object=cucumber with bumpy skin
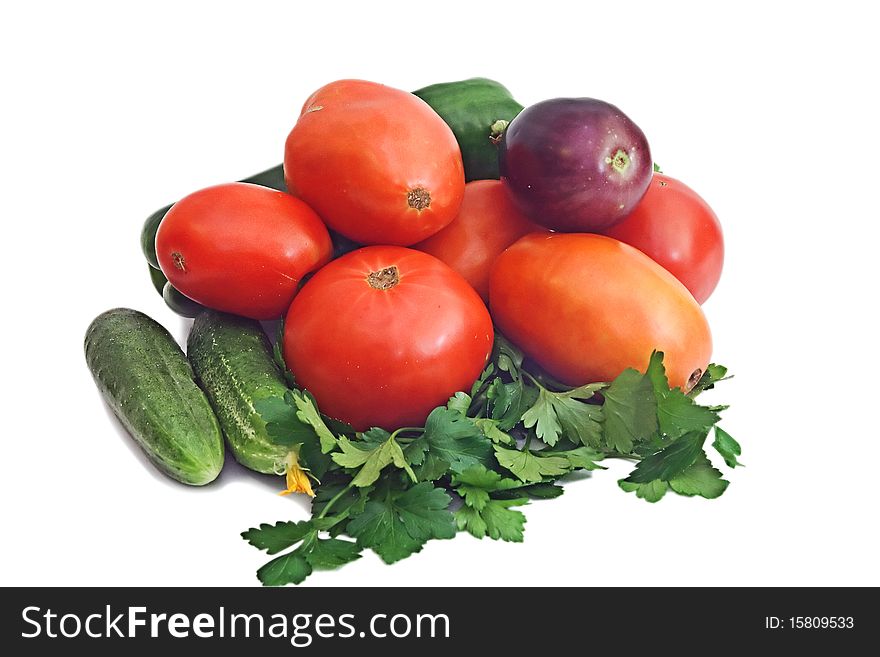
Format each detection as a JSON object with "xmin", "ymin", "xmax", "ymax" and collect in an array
[
  {"xmin": 187, "ymin": 310, "xmax": 294, "ymax": 475},
  {"xmin": 84, "ymin": 308, "xmax": 225, "ymax": 485}
]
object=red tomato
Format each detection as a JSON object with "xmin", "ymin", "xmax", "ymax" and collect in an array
[
  {"xmin": 283, "ymin": 246, "xmax": 493, "ymax": 431},
  {"xmin": 489, "ymin": 233, "xmax": 711, "ymax": 390},
  {"xmin": 603, "ymin": 173, "xmax": 723, "ymax": 303},
  {"xmin": 156, "ymin": 183, "xmax": 332, "ymax": 320},
  {"xmin": 413, "ymin": 180, "xmax": 546, "ymax": 302},
  {"xmin": 283, "ymin": 79, "xmax": 465, "ymax": 246}
]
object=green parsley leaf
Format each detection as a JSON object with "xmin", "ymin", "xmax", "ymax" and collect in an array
[
  {"xmin": 252, "ymin": 531, "xmax": 362, "ymax": 585},
  {"xmin": 253, "ymin": 394, "xmax": 332, "ymax": 477},
  {"xmin": 404, "ymin": 436, "xmax": 450, "ymax": 482},
  {"xmin": 503, "ymin": 482, "xmax": 564, "ymax": 499},
  {"xmin": 347, "ymin": 482, "xmax": 455, "ymax": 563},
  {"xmin": 602, "ymin": 368, "xmax": 658, "ymax": 453},
  {"xmin": 446, "ymin": 391, "xmax": 472, "ymax": 415},
  {"xmin": 357, "ymin": 427, "xmax": 394, "ymax": 449},
  {"xmin": 668, "ymin": 452, "xmax": 729, "ymax": 499},
  {"xmin": 418, "ymin": 407, "xmax": 494, "ymax": 475},
  {"xmin": 712, "ymin": 426, "xmax": 743, "ymax": 468},
  {"xmin": 241, "ymin": 520, "xmax": 314, "ymax": 555},
  {"xmin": 469, "ymin": 333, "xmax": 524, "ymax": 412},
  {"xmin": 473, "ymin": 418, "xmax": 515, "ymax": 445},
  {"xmin": 493, "ymin": 333, "xmax": 524, "ymax": 379},
  {"xmin": 565, "ymin": 382, "xmax": 608, "ymax": 399},
  {"xmin": 253, "ymin": 396, "xmax": 315, "ymax": 448},
  {"xmin": 331, "ymin": 436, "xmax": 377, "ymax": 468},
  {"xmin": 451, "ymin": 464, "xmax": 520, "ymax": 511},
  {"xmin": 455, "ymin": 498, "xmax": 528, "ymax": 542},
  {"xmin": 555, "ymin": 445, "xmax": 606, "ymax": 470},
  {"xmin": 244, "ymin": 522, "xmax": 320, "ymax": 586},
  {"xmin": 257, "ymin": 550, "xmax": 312, "ymax": 586},
  {"xmin": 653, "ymin": 162, "xmax": 663, "ymax": 173},
  {"xmin": 394, "ymin": 484, "xmax": 457, "ymax": 543},
  {"xmin": 523, "ymin": 385, "xmax": 606, "ymax": 448},
  {"xmin": 402, "ymin": 432, "xmax": 428, "ymax": 463},
  {"xmin": 311, "ymin": 480, "xmax": 370, "ymax": 535},
  {"xmin": 646, "ymin": 352, "xmax": 720, "ymax": 440},
  {"xmin": 451, "ymin": 464, "xmax": 520, "ymax": 490},
  {"xmin": 454, "ymin": 506, "xmax": 488, "ymax": 538},
  {"xmin": 310, "ymin": 516, "xmax": 344, "ymax": 531},
  {"xmin": 486, "ymin": 379, "xmax": 512, "ymax": 419},
  {"xmin": 401, "ymin": 407, "xmax": 496, "ymax": 483},
  {"xmin": 451, "ymin": 464, "xmax": 530, "ymax": 542},
  {"xmin": 299, "ymin": 441, "xmax": 332, "ymax": 479},
  {"xmin": 305, "ymin": 537, "xmax": 363, "ymax": 569},
  {"xmin": 470, "ymin": 362, "xmax": 495, "ymax": 398},
  {"xmin": 618, "ymin": 479, "xmax": 669, "ymax": 502},
  {"xmin": 332, "ymin": 435, "xmax": 415, "ymax": 487},
  {"xmin": 656, "ymin": 389, "xmax": 720, "ymax": 440},
  {"xmin": 624, "ymin": 431, "xmax": 706, "ymax": 483},
  {"xmin": 288, "ymin": 389, "xmax": 339, "ymax": 453},
  {"xmin": 688, "ymin": 363, "xmax": 731, "ymax": 397},
  {"xmin": 324, "ymin": 415, "xmax": 355, "ymax": 436},
  {"xmin": 493, "ymin": 445, "xmax": 571, "ymax": 483},
  {"xmin": 521, "ymin": 388, "xmax": 562, "ymax": 445},
  {"xmin": 488, "ymin": 378, "xmax": 537, "ymax": 430}
]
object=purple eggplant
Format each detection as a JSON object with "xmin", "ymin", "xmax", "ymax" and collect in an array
[{"xmin": 499, "ymin": 98, "xmax": 652, "ymax": 231}]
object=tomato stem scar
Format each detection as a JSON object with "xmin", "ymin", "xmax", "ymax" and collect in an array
[
  {"xmin": 367, "ymin": 266, "xmax": 400, "ymax": 290},
  {"xmin": 407, "ymin": 187, "xmax": 431, "ymax": 210},
  {"xmin": 171, "ymin": 252, "xmax": 187, "ymax": 272}
]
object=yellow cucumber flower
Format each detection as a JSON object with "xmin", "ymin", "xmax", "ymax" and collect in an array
[{"xmin": 279, "ymin": 451, "xmax": 317, "ymax": 498}]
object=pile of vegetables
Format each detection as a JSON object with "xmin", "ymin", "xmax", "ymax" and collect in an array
[{"xmin": 85, "ymin": 77, "xmax": 738, "ymax": 586}]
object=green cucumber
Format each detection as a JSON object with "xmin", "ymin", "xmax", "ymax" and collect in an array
[
  {"xmin": 141, "ymin": 204, "xmax": 172, "ymax": 269},
  {"xmin": 413, "ymin": 77, "xmax": 524, "ymax": 181},
  {"xmin": 163, "ymin": 282, "xmax": 206, "ymax": 318},
  {"xmin": 149, "ymin": 263, "xmax": 206, "ymax": 317},
  {"xmin": 187, "ymin": 310, "xmax": 293, "ymax": 474},
  {"xmin": 150, "ymin": 262, "xmax": 207, "ymax": 319},
  {"xmin": 241, "ymin": 163, "xmax": 287, "ymax": 191},
  {"xmin": 84, "ymin": 308, "xmax": 225, "ymax": 485},
  {"xmin": 149, "ymin": 264, "xmax": 168, "ymax": 296}
]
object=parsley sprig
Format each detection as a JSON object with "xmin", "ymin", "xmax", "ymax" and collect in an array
[{"xmin": 242, "ymin": 334, "xmax": 740, "ymax": 585}]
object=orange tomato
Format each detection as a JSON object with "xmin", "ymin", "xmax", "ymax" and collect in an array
[
  {"xmin": 489, "ymin": 233, "xmax": 712, "ymax": 390},
  {"xmin": 283, "ymin": 79, "xmax": 465, "ymax": 246},
  {"xmin": 413, "ymin": 180, "xmax": 545, "ymax": 301}
]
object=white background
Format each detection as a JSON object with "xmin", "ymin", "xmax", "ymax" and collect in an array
[{"xmin": 2, "ymin": 0, "xmax": 878, "ymax": 587}]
